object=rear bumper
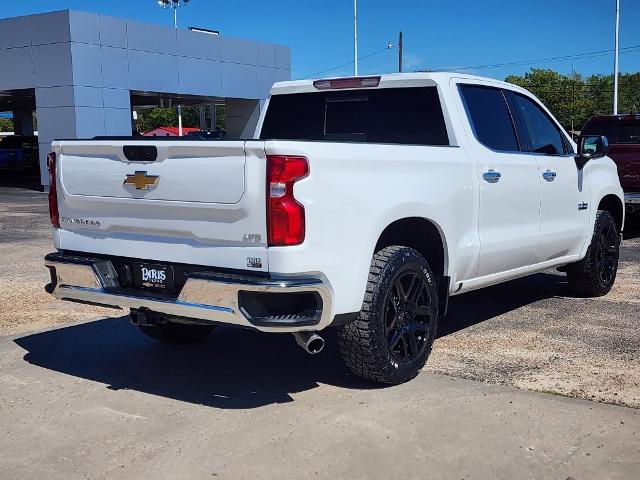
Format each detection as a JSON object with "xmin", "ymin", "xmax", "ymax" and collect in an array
[
  {"xmin": 625, "ymin": 192, "xmax": 640, "ymax": 204},
  {"xmin": 44, "ymin": 253, "xmax": 333, "ymax": 333}
]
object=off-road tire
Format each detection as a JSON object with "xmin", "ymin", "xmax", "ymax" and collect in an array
[
  {"xmin": 137, "ymin": 321, "xmax": 215, "ymax": 344},
  {"xmin": 566, "ymin": 210, "xmax": 620, "ymax": 297},
  {"xmin": 337, "ymin": 246, "xmax": 439, "ymax": 385}
]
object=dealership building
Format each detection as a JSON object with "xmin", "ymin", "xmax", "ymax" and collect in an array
[{"xmin": 0, "ymin": 10, "xmax": 291, "ymax": 187}]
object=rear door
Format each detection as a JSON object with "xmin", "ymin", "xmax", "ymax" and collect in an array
[
  {"xmin": 459, "ymin": 84, "xmax": 541, "ymax": 277},
  {"xmin": 506, "ymin": 91, "xmax": 588, "ymax": 262},
  {"xmin": 54, "ymin": 139, "xmax": 269, "ymax": 271}
]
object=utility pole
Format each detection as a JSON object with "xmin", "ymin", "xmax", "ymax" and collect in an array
[
  {"xmin": 613, "ymin": 0, "xmax": 620, "ymax": 114},
  {"xmin": 398, "ymin": 31, "xmax": 404, "ymax": 73},
  {"xmin": 571, "ymin": 61, "xmax": 575, "ymax": 139},
  {"xmin": 354, "ymin": 0, "xmax": 358, "ymax": 76}
]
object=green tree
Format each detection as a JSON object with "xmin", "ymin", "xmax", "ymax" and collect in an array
[
  {"xmin": 135, "ymin": 108, "xmax": 177, "ymax": 133},
  {"xmin": 505, "ymin": 68, "xmax": 640, "ymax": 132},
  {"xmin": 135, "ymin": 105, "xmax": 226, "ymax": 134},
  {"xmin": 618, "ymin": 72, "xmax": 640, "ymax": 114},
  {"xmin": 0, "ymin": 118, "xmax": 13, "ymax": 132},
  {"xmin": 505, "ymin": 69, "xmax": 581, "ymax": 131}
]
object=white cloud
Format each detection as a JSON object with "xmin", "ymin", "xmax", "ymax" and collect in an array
[{"xmin": 403, "ymin": 53, "xmax": 424, "ymax": 71}]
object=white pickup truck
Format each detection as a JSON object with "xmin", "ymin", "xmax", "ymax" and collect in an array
[{"xmin": 45, "ymin": 72, "xmax": 624, "ymax": 385}]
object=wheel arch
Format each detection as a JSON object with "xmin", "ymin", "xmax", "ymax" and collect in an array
[
  {"xmin": 598, "ymin": 194, "xmax": 624, "ymax": 232},
  {"xmin": 374, "ymin": 217, "xmax": 449, "ymax": 278}
]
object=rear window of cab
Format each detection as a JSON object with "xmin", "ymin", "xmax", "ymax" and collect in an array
[
  {"xmin": 260, "ymin": 87, "xmax": 450, "ymax": 146},
  {"xmin": 582, "ymin": 118, "xmax": 640, "ymax": 145}
]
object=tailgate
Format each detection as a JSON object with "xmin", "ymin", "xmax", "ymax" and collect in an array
[
  {"xmin": 610, "ymin": 145, "xmax": 640, "ymax": 191},
  {"xmin": 61, "ymin": 142, "xmax": 245, "ymax": 203},
  {"xmin": 53, "ymin": 140, "xmax": 269, "ymax": 272}
]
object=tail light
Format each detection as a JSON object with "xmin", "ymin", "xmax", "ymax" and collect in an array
[
  {"xmin": 266, "ymin": 155, "xmax": 309, "ymax": 246},
  {"xmin": 47, "ymin": 152, "xmax": 60, "ymax": 228}
]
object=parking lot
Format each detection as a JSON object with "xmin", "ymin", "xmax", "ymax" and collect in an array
[
  {"xmin": 1, "ymin": 187, "xmax": 639, "ymax": 407},
  {"xmin": 1, "ymin": 187, "xmax": 639, "ymax": 478}
]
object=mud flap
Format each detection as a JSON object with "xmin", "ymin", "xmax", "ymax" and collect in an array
[{"xmin": 438, "ymin": 276, "xmax": 450, "ymax": 318}]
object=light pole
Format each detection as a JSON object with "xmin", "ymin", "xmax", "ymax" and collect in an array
[
  {"xmin": 398, "ymin": 31, "xmax": 403, "ymax": 73},
  {"xmin": 157, "ymin": 0, "xmax": 190, "ymax": 30},
  {"xmin": 157, "ymin": 0, "xmax": 190, "ymax": 135},
  {"xmin": 613, "ymin": 0, "xmax": 620, "ymax": 115},
  {"xmin": 354, "ymin": 0, "xmax": 358, "ymax": 76}
]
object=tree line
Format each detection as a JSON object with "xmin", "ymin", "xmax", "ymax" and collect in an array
[
  {"xmin": 505, "ymin": 69, "xmax": 640, "ymax": 132},
  {"xmin": 134, "ymin": 105, "xmax": 226, "ymax": 134}
]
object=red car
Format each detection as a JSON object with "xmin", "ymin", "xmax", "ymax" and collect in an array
[{"xmin": 581, "ymin": 114, "xmax": 640, "ymax": 214}]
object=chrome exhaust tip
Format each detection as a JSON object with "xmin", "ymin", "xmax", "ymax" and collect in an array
[{"xmin": 293, "ymin": 331, "xmax": 325, "ymax": 355}]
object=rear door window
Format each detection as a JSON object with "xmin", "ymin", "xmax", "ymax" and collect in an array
[
  {"xmin": 260, "ymin": 87, "xmax": 449, "ymax": 146},
  {"xmin": 459, "ymin": 85, "xmax": 520, "ymax": 152}
]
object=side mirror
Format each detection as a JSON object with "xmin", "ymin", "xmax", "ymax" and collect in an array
[{"xmin": 575, "ymin": 135, "xmax": 609, "ymax": 169}]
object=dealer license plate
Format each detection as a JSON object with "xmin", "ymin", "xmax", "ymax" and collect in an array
[{"xmin": 132, "ymin": 263, "xmax": 174, "ymax": 292}]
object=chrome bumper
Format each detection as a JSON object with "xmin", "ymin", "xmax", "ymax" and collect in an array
[
  {"xmin": 625, "ymin": 193, "xmax": 640, "ymax": 204},
  {"xmin": 44, "ymin": 254, "xmax": 333, "ymax": 333}
]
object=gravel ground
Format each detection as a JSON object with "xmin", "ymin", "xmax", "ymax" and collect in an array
[
  {"xmin": 430, "ymin": 218, "xmax": 640, "ymax": 408},
  {"xmin": 0, "ymin": 188, "xmax": 120, "ymax": 334},
  {"xmin": 1, "ymin": 186, "xmax": 638, "ymax": 407}
]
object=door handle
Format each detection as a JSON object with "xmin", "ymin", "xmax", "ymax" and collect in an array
[
  {"xmin": 482, "ymin": 170, "xmax": 501, "ymax": 183},
  {"xmin": 543, "ymin": 169, "xmax": 557, "ymax": 182}
]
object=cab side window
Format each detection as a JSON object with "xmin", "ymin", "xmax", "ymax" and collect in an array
[
  {"xmin": 459, "ymin": 85, "xmax": 520, "ymax": 152},
  {"xmin": 511, "ymin": 93, "xmax": 570, "ymax": 155}
]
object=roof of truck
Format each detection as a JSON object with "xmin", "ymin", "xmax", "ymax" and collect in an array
[
  {"xmin": 270, "ymin": 71, "xmax": 521, "ymax": 96},
  {"xmin": 586, "ymin": 114, "xmax": 640, "ymax": 122}
]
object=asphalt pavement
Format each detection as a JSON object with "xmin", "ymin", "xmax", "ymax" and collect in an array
[{"xmin": 0, "ymin": 320, "xmax": 639, "ymax": 480}]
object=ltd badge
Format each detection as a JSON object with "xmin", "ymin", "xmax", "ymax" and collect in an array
[{"xmin": 123, "ymin": 171, "xmax": 159, "ymax": 190}]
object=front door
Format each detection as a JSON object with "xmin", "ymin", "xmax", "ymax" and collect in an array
[{"xmin": 507, "ymin": 92, "xmax": 588, "ymax": 262}]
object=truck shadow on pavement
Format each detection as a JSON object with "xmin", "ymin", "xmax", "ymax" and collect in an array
[
  {"xmin": 14, "ymin": 319, "xmax": 375, "ymax": 409},
  {"xmin": 14, "ymin": 272, "xmax": 577, "ymax": 409}
]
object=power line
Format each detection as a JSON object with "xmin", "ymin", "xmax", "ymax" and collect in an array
[
  {"xmin": 297, "ymin": 43, "xmax": 640, "ymax": 81},
  {"xmin": 299, "ymin": 47, "xmax": 391, "ymax": 79},
  {"xmin": 431, "ymin": 45, "xmax": 640, "ymax": 72}
]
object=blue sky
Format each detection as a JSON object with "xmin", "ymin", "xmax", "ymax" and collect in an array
[{"xmin": 4, "ymin": 0, "xmax": 639, "ymax": 80}]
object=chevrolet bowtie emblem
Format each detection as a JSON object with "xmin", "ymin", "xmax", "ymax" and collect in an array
[{"xmin": 123, "ymin": 171, "xmax": 159, "ymax": 190}]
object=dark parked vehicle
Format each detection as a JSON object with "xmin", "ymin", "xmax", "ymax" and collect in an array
[
  {"xmin": 0, "ymin": 135, "xmax": 39, "ymax": 171},
  {"xmin": 184, "ymin": 130, "xmax": 226, "ymax": 140},
  {"xmin": 581, "ymin": 115, "xmax": 640, "ymax": 213}
]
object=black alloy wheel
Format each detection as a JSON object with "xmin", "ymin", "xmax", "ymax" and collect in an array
[
  {"xmin": 383, "ymin": 270, "xmax": 433, "ymax": 364},
  {"xmin": 596, "ymin": 221, "xmax": 619, "ymax": 286},
  {"xmin": 567, "ymin": 210, "xmax": 620, "ymax": 297}
]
